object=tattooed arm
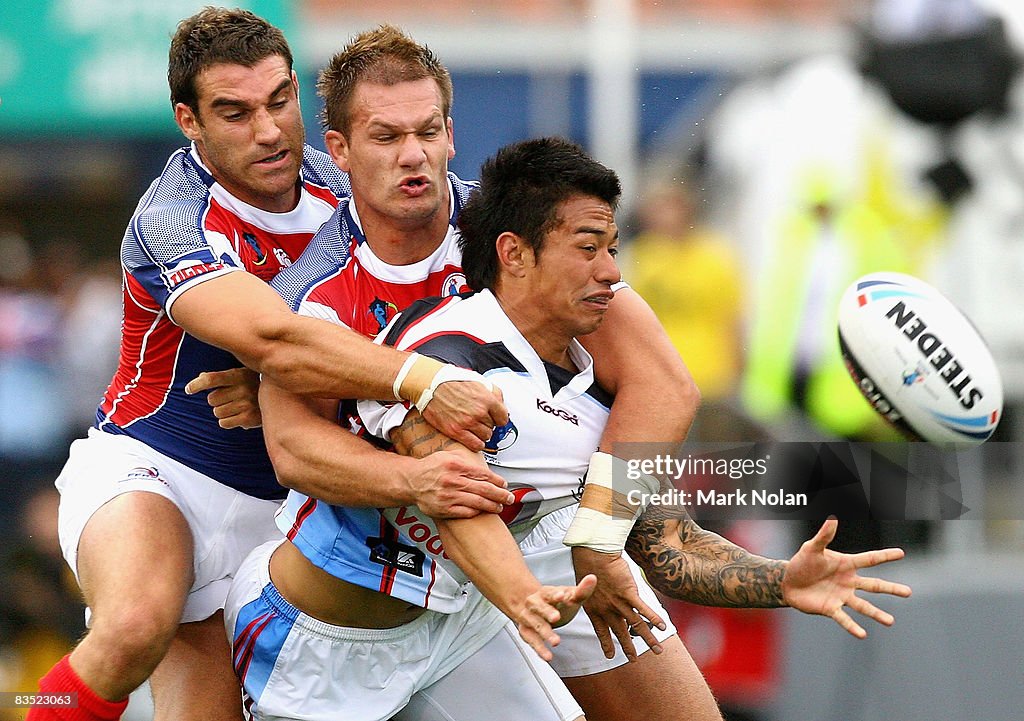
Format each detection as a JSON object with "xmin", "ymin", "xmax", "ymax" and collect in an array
[
  {"xmin": 625, "ymin": 502, "xmax": 787, "ymax": 607},
  {"xmin": 626, "ymin": 506, "xmax": 913, "ymax": 637}
]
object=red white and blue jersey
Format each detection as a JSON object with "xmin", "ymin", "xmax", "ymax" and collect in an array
[
  {"xmin": 270, "ymin": 173, "xmax": 474, "ymax": 335},
  {"xmin": 96, "ymin": 144, "xmax": 350, "ymax": 500}
]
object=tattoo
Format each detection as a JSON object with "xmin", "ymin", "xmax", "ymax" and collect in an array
[
  {"xmin": 391, "ymin": 411, "xmax": 460, "ymax": 459},
  {"xmin": 625, "ymin": 502, "xmax": 786, "ymax": 608}
]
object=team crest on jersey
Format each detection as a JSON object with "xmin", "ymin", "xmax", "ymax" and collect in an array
[
  {"xmin": 242, "ymin": 232, "xmax": 267, "ymax": 264},
  {"xmin": 499, "ymin": 484, "xmax": 544, "ymax": 526},
  {"xmin": 366, "ymin": 535, "xmax": 425, "ymax": 576},
  {"xmin": 442, "ymin": 272, "xmax": 469, "ymax": 296},
  {"xmin": 484, "ymin": 417, "xmax": 518, "ymax": 454},
  {"xmin": 273, "ymin": 247, "xmax": 292, "ymax": 268},
  {"xmin": 367, "ymin": 297, "xmax": 400, "ymax": 332}
]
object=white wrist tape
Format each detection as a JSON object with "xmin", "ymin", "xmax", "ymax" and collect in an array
[
  {"xmin": 392, "ymin": 352, "xmax": 494, "ymax": 413},
  {"xmin": 392, "ymin": 353, "xmax": 422, "ymax": 402},
  {"xmin": 563, "ymin": 452, "xmax": 662, "ymax": 554}
]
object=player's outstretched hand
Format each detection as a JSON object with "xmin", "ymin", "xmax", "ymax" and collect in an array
[
  {"xmin": 782, "ymin": 518, "xmax": 912, "ymax": 638},
  {"xmin": 411, "ymin": 451, "xmax": 514, "ymax": 519},
  {"xmin": 571, "ymin": 547, "xmax": 667, "ymax": 661},
  {"xmin": 423, "ymin": 382, "xmax": 508, "ymax": 452},
  {"xmin": 185, "ymin": 367, "xmax": 262, "ymax": 429},
  {"xmin": 516, "ymin": 574, "xmax": 598, "ymax": 662}
]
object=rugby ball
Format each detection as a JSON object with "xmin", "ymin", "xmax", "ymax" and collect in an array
[{"xmin": 837, "ymin": 272, "xmax": 1002, "ymax": 446}]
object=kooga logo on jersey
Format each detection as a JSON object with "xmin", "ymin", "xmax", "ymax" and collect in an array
[{"xmin": 536, "ymin": 399, "xmax": 579, "ymax": 425}]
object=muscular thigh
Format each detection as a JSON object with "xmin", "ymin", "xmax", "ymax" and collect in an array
[
  {"xmin": 561, "ymin": 635, "xmax": 722, "ymax": 721},
  {"xmin": 76, "ymin": 490, "xmax": 195, "ymax": 627},
  {"xmin": 59, "ymin": 431, "xmax": 281, "ymax": 624}
]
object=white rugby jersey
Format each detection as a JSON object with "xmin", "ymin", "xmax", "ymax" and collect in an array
[
  {"xmin": 97, "ymin": 144, "xmax": 349, "ymax": 499},
  {"xmin": 277, "ymin": 286, "xmax": 612, "ymax": 613}
]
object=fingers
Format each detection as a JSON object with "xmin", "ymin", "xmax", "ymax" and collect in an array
[
  {"xmin": 620, "ymin": 596, "xmax": 666, "ymax": 655},
  {"xmin": 516, "ymin": 624, "xmax": 556, "ymax": 662},
  {"xmin": 609, "ymin": 619, "xmax": 640, "ymax": 662},
  {"xmin": 831, "ymin": 607, "xmax": 868, "ymax": 639},
  {"xmin": 185, "ymin": 368, "xmax": 247, "ymax": 394},
  {"xmin": 584, "ymin": 610, "xmax": 619, "ymax": 660},
  {"xmin": 631, "ymin": 597, "xmax": 668, "ymax": 634},
  {"xmin": 185, "ymin": 371, "xmax": 217, "ymax": 395},
  {"xmin": 574, "ymin": 573, "xmax": 598, "ymax": 601},
  {"xmin": 851, "ymin": 547, "xmax": 906, "ymax": 568},
  {"xmin": 448, "ymin": 426, "xmax": 487, "ymax": 453},
  {"xmin": 856, "ymin": 575, "xmax": 912, "ymax": 598},
  {"xmin": 809, "ymin": 517, "xmax": 839, "ymax": 551},
  {"xmin": 488, "ymin": 387, "xmax": 509, "ymax": 427},
  {"xmin": 845, "ymin": 595, "xmax": 895, "ymax": 627}
]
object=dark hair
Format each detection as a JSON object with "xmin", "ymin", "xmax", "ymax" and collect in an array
[
  {"xmin": 168, "ymin": 7, "xmax": 293, "ymax": 114},
  {"xmin": 458, "ymin": 138, "xmax": 621, "ymax": 290},
  {"xmin": 317, "ymin": 24, "xmax": 453, "ymax": 136}
]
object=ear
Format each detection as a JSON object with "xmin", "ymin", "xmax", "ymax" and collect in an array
[
  {"xmin": 446, "ymin": 116, "xmax": 456, "ymax": 161},
  {"xmin": 495, "ymin": 232, "xmax": 532, "ymax": 279},
  {"xmin": 324, "ymin": 129, "xmax": 351, "ymax": 172},
  {"xmin": 174, "ymin": 102, "xmax": 201, "ymax": 142},
  {"xmin": 291, "ymin": 70, "xmax": 301, "ymax": 109}
]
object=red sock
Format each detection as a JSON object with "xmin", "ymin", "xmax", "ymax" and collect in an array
[{"xmin": 25, "ymin": 655, "xmax": 129, "ymax": 721}]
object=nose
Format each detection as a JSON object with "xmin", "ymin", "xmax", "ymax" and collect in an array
[
  {"xmin": 397, "ymin": 133, "xmax": 428, "ymax": 168},
  {"xmin": 596, "ymin": 248, "xmax": 621, "ymax": 285},
  {"xmin": 252, "ymin": 106, "xmax": 282, "ymax": 145}
]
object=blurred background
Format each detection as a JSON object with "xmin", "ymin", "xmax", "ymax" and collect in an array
[{"xmin": 2, "ymin": 1, "xmax": 1022, "ymax": 719}]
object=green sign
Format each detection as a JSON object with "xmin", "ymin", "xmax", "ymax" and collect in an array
[{"xmin": 0, "ymin": 0, "xmax": 292, "ymax": 136}]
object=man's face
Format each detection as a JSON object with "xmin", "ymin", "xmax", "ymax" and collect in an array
[
  {"xmin": 175, "ymin": 55, "xmax": 305, "ymax": 213},
  {"xmin": 526, "ymin": 194, "xmax": 621, "ymax": 339},
  {"xmin": 325, "ymin": 78, "xmax": 454, "ymax": 230}
]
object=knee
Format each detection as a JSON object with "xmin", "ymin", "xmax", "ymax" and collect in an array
[{"xmin": 89, "ymin": 604, "xmax": 182, "ymax": 672}]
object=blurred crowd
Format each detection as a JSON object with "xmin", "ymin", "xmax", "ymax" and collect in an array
[{"xmin": 0, "ymin": 231, "xmax": 120, "ymax": 719}]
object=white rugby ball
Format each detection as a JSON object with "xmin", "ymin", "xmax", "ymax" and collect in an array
[{"xmin": 838, "ymin": 271, "xmax": 1002, "ymax": 446}]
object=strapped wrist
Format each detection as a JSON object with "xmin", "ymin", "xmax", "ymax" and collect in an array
[{"xmin": 563, "ymin": 451, "xmax": 661, "ymax": 554}]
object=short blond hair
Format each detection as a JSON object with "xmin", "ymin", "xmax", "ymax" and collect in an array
[{"xmin": 317, "ymin": 24, "xmax": 453, "ymax": 136}]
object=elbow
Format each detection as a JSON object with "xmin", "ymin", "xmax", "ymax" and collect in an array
[
  {"xmin": 674, "ymin": 366, "xmax": 702, "ymax": 413},
  {"xmin": 243, "ymin": 314, "xmax": 303, "ymax": 389},
  {"xmin": 663, "ymin": 362, "xmax": 702, "ymax": 439},
  {"xmin": 264, "ymin": 429, "xmax": 304, "ymax": 492}
]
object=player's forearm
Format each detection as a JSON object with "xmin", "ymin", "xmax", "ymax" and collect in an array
[
  {"xmin": 173, "ymin": 271, "xmax": 407, "ymax": 400},
  {"xmin": 625, "ymin": 504, "xmax": 787, "ymax": 608},
  {"xmin": 580, "ymin": 288, "xmax": 699, "ymax": 447},
  {"xmin": 261, "ymin": 382, "xmax": 419, "ymax": 507},
  {"xmin": 245, "ymin": 311, "xmax": 408, "ymax": 400},
  {"xmin": 390, "ymin": 412, "xmax": 556, "ymax": 622},
  {"xmin": 436, "ymin": 515, "xmax": 546, "ymax": 621}
]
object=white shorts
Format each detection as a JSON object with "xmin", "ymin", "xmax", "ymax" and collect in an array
[
  {"xmin": 520, "ymin": 505, "xmax": 678, "ymax": 678},
  {"xmin": 225, "ymin": 540, "xmax": 580, "ymax": 721},
  {"xmin": 55, "ymin": 427, "xmax": 283, "ymax": 623}
]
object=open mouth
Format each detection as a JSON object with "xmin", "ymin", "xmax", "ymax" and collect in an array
[
  {"xmin": 582, "ymin": 291, "xmax": 614, "ymax": 307},
  {"xmin": 258, "ymin": 150, "xmax": 288, "ymax": 164},
  {"xmin": 401, "ymin": 176, "xmax": 429, "ymax": 191}
]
